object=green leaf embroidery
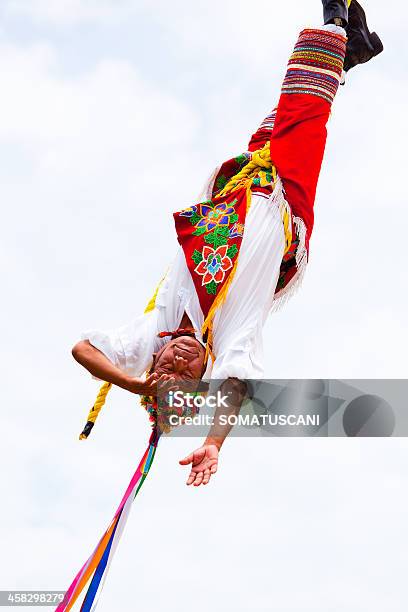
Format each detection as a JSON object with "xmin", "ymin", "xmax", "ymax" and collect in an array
[
  {"xmin": 217, "ymin": 226, "xmax": 229, "ymax": 237},
  {"xmin": 235, "ymin": 154, "xmax": 248, "ymax": 165},
  {"xmin": 214, "ymin": 234, "xmax": 229, "ymax": 247},
  {"xmin": 227, "ymin": 244, "xmax": 238, "ymax": 259},
  {"xmin": 216, "ymin": 175, "xmax": 227, "ymax": 189},
  {"xmin": 193, "ymin": 226, "xmax": 207, "ymax": 236},
  {"xmin": 191, "ymin": 249, "xmax": 203, "ymax": 265},
  {"xmin": 204, "ymin": 232, "xmax": 228, "ymax": 248},
  {"xmin": 230, "ymin": 213, "xmax": 239, "ymax": 224},
  {"xmin": 206, "ymin": 281, "xmax": 218, "ymax": 295},
  {"xmin": 189, "ymin": 212, "xmax": 202, "ymax": 226}
]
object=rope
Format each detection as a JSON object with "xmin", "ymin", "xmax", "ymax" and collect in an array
[
  {"xmin": 79, "ymin": 382, "xmax": 112, "ymax": 440},
  {"xmin": 216, "ymin": 142, "xmax": 276, "ymax": 199}
]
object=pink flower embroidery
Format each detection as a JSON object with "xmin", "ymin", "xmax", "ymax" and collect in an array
[{"xmin": 194, "ymin": 245, "xmax": 233, "ymax": 286}]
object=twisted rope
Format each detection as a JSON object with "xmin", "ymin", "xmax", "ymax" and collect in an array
[
  {"xmin": 79, "ymin": 381, "xmax": 112, "ymax": 440},
  {"xmin": 216, "ymin": 142, "xmax": 276, "ymax": 199}
]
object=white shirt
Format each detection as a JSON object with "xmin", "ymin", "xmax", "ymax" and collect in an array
[{"xmin": 83, "ymin": 183, "xmax": 285, "ymax": 381}]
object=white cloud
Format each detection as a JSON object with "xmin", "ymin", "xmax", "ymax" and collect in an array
[
  {"xmin": 4, "ymin": 0, "xmax": 135, "ymax": 25},
  {"xmin": 0, "ymin": 41, "xmax": 198, "ymax": 158},
  {"xmin": 0, "ymin": 39, "xmax": 203, "ymax": 325}
]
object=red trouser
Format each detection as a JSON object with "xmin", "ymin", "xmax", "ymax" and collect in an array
[{"xmin": 248, "ymin": 28, "xmax": 347, "ymax": 248}]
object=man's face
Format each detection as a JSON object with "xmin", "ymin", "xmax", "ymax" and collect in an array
[{"xmin": 152, "ymin": 335, "xmax": 206, "ymax": 382}]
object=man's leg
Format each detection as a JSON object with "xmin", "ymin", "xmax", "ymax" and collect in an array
[
  {"xmin": 269, "ymin": 26, "xmax": 347, "ymax": 242},
  {"xmin": 249, "ymin": 0, "xmax": 382, "ymax": 156},
  {"xmin": 248, "ymin": 2, "xmax": 348, "ymax": 153}
]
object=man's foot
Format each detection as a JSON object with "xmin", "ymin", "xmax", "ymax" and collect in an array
[{"xmin": 344, "ymin": 0, "xmax": 384, "ymax": 72}]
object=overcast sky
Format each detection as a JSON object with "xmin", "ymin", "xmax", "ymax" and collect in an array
[{"xmin": 0, "ymin": 1, "xmax": 407, "ymax": 611}]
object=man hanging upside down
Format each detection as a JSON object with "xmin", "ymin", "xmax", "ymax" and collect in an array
[{"xmin": 72, "ymin": 1, "xmax": 383, "ymax": 486}]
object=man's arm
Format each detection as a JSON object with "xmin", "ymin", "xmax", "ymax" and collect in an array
[
  {"xmin": 179, "ymin": 378, "xmax": 247, "ymax": 486},
  {"xmin": 72, "ymin": 340, "xmax": 158, "ymax": 396},
  {"xmin": 204, "ymin": 377, "xmax": 247, "ymax": 449}
]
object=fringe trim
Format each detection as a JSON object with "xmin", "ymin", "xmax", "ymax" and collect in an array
[
  {"xmin": 196, "ymin": 165, "xmax": 221, "ymax": 202},
  {"xmin": 271, "ymin": 183, "xmax": 309, "ymax": 312},
  {"xmin": 275, "ymin": 179, "xmax": 293, "ymax": 255}
]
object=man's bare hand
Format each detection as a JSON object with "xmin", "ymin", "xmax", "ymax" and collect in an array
[
  {"xmin": 129, "ymin": 373, "xmax": 158, "ymax": 395},
  {"xmin": 179, "ymin": 443, "xmax": 219, "ymax": 486},
  {"xmin": 128, "ymin": 373, "xmax": 180, "ymax": 396}
]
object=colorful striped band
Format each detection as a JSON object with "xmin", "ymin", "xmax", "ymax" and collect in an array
[{"xmin": 281, "ymin": 28, "xmax": 347, "ymax": 104}]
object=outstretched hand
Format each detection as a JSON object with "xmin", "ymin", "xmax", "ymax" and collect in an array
[{"xmin": 179, "ymin": 443, "xmax": 219, "ymax": 486}]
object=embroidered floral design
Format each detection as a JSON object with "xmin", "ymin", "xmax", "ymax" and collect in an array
[
  {"xmin": 180, "ymin": 195, "xmax": 245, "ymax": 297},
  {"xmin": 194, "ymin": 245, "xmax": 233, "ymax": 294},
  {"xmin": 229, "ymin": 222, "xmax": 244, "ymax": 239},
  {"xmin": 179, "ymin": 205, "xmax": 198, "ymax": 218},
  {"xmin": 195, "ymin": 202, "xmax": 236, "ymax": 232},
  {"xmin": 184, "ymin": 199, "xmax": 240, "ymax": 250}
]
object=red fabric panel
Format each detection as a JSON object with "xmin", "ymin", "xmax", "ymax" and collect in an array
[
  {"xmin": 247, "ymin": 108, "xmax": 277, "ymax": 152},
  {"xmin": 173, "ymin": 186, "xmax": 248, "ymax": 319},
  {"xmin": 270, "ymin": 93, "xmax": 331, "ymax": 246},
  {"xmin": 248, "ymin": 126, "xmax": 271, "ymax": 152}
]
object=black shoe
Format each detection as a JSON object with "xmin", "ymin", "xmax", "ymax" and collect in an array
[
  {"xmin": 344, "ymin": 0, "xmax": 384, "ymax": 72},
  {"xmin": 322, "ymin": 0, "xmax": 349, "ymax": 26}
]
